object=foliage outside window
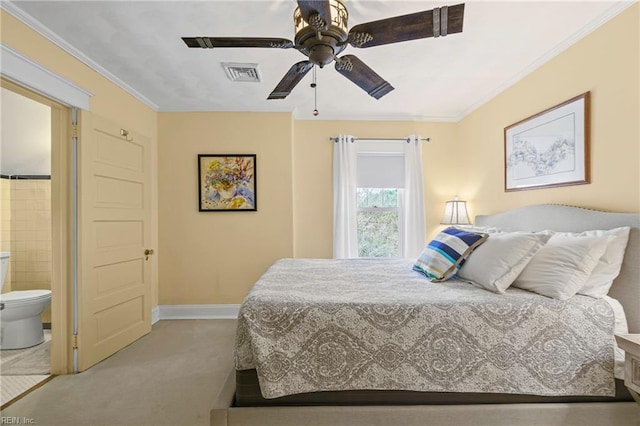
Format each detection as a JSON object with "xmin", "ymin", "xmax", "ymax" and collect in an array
[{"xmin": 356, "ymin": 188, "xmax": 400, "ymax": 257}]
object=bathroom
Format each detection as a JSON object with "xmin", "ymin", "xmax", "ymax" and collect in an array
[{"xmin": 0, "ymin": 85, "xmax": 54, "ymax": 406}]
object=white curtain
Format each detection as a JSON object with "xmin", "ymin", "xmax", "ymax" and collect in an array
[
  {"xmin": 333, "ymin": 135, "xmax": 359, "ymax": 258},
  {"xmin": 402, "ymin": 135, "xmax": 426, "ymax": 258}
]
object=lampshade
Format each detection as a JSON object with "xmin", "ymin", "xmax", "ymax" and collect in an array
[{"xmin": 440, "ymin": 197, "xmax": 471, "ymax": 225}]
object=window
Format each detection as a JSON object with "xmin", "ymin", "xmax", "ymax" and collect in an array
[
  {"xmin": 333, "ymin": 135, "xmax": 424, "ymax": 260},
  {"xmin": 356, "ymin": 188, "xmax": 400, "ymax": 257},
  {"xmin": 356, "ymin": 147, "xmax": 405, "ymax": 258}
]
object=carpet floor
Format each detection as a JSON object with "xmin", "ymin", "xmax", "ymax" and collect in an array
[{"xmin": 0, "ymin": 320, "xmax": 236, "ymax": 425}]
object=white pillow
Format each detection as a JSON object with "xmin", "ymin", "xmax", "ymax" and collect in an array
[
  {"xmin": 457, "ymin": 232, "xmax": 551, "ymax": 294},
  {"xmin": 551, "ymin": 227, "xmax": 630, "ymax": 298},
  {"xmin": 512, "ymin": 234, "xmax": 612, "ymax": 300}
]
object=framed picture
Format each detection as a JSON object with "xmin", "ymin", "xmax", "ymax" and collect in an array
[
  {"xmin": 504, "ymin": 92, "xmax": 590, "ymax": 192},
  {"xmin": 198, "ymin": 154, "xmax": 257, "ymax": 211}
]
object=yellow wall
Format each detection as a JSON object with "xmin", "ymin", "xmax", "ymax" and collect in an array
[
  {"xmin": 1, "ymin": 10, "xmax": 160, "ymax": 307},
  {"xmin": 457, "ymin": 4, "xmax": 639, "ymax": 216},
  {"xmin": 0, "ymin": 179, "xmax": 11, "ymax": 292},
  {"xmin": 157, "ymin": 112, "xmax": 294, "ymax": 304},
  {"xmin": 157, "ymin": 115, "xmax": 460, "ymax": 304},
  {"xmin": 292, "ymin": 120, "xmax": 459, "ymax": 258}
]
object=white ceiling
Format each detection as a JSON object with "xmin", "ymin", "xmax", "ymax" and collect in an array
[{"xmin": 4, "ymin": 0, "xmax": 634, "ymax": 121}]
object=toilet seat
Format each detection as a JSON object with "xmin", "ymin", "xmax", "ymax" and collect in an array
[{"xmin": 0, "ymin": 290, "xmax": 52, "ymax": 305}]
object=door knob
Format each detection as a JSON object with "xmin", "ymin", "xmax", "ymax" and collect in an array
[{"xmin": 144, "ymin": 249, "xmax": 154, "ymax": 261}]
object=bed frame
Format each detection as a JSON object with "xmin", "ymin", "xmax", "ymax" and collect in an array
[{"xmin": 211, "ymin": 204, "xmax": 640, "ymax": 426}]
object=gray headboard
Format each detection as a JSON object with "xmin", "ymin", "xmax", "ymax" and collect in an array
[{"xmin": 476, "ymin": 204, "xmax": 640, "ymax": 333}]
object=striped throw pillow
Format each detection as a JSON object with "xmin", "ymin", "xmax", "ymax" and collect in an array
[{"xmin": 413, "ymin": 227, "xmax": 489, "ymax": 282}]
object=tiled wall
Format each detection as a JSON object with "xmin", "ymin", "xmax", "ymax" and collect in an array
[
  {"xmin": 0, "ymin": 178, "xmax": 11, "ymax": 292},
  {"xmin": 2, "ymin": 178, "xmax": 52, "ymax": 322}
]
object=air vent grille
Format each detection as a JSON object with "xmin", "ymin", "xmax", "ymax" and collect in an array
[{"xmin": 222, "ymin": 63, "xmax": 262, "ymax": 82}]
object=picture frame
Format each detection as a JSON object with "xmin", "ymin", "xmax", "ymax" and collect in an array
[
  {"xmin": 198, "ymin": 154, "xmax": 257, "ymax": 211},
  {"xmin": 504, "ymin": 92, "xmax": 590, "ymax": 192}
]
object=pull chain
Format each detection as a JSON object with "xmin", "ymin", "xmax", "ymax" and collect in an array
[{"xmin": 311, "ymin": 66, "xmax": 319, "ymax": 116}]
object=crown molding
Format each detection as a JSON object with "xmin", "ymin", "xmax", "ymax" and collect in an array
[
  {"xmin": 292, "ymin": 109, "xmax": 458, "ymax": 122},
  {"xmin": 454, "ymin": 1, "xmax": 636, "ymax": 122},
  {"xmin": 155, "ymin": 106, "xmax": 458, "ymax": 122},
  {"xmin": 1, "ymin": 0, "xmax": 159, "ymax": 111}
]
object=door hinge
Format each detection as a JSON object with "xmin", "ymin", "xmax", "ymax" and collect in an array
[
  {"xmin": 72, "ymin": 334, "xmax": 78, "ymax": 349},
  {"xmin": 71, "ymin": 123, "xmax": 78, "ymax": 139}
]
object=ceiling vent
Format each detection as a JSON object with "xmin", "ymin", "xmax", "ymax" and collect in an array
[{"xmin": 222, "ymin": 63, "xmax": 262, "ymax": 82}]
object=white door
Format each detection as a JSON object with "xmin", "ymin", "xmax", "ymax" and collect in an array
[{"xmin": 77, "ymin": 113, "xmax": 152, "ymax": 371}]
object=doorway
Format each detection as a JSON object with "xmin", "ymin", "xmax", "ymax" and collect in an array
[
  {"xmin": 0, "ymin": 79, "xmax": 72, "ymax": 406},
  {"xmin": 1, "ymin": 56, "xmax": 154, "ymax": 380}
]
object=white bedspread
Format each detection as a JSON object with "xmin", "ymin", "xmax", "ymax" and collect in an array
[{"xmin": 235, "ymin": 258, "xmax": 616, "ymax": 399}]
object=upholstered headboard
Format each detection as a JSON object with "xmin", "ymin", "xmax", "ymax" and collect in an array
[{"xmin": 476, "ymin": 204, "xmax": 640, "ymax": 333}]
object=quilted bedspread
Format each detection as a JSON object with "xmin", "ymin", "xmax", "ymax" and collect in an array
[{"xmin": 234, "ymin": 258, "xmax": 615, "ymax": 399}]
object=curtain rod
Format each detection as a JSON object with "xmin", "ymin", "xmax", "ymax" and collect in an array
[{"xmin": 328, "ymin": 137, "xmax": 430, "ymax": 143}]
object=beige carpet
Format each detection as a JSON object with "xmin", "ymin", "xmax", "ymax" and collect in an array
[{"xmin": 0, "ymin": 320, "xmax": 236, "ymax": 426}]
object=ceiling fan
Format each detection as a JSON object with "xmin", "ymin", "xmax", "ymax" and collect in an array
[{"xmin": 183, "ymin": 1, "xmax": 465, "ymax": 101}]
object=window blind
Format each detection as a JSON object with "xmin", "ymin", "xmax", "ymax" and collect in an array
[{"xmin": 357, "ymin": 153, "xmax": 405, "ymax": 188}]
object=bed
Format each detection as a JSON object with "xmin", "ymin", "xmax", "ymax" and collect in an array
[{"xmin": 212, "ymin": 204, "xmax": 640, "ymax": 426}]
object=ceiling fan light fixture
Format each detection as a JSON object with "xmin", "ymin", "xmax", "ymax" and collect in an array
[
  {"xmin": 309, "ymin": 45, "xmax": 335, "ymax": 68},
  {"xmin": 294, "ymin": 0, "xmax": 348, "ymax": 35},
  {"xmin": 294, "ymin": 0, "xmax": 349, "ymax": 66},
  {"xmin": 222, "ymin": 63, "xmax": 262, "ymax": 82}
]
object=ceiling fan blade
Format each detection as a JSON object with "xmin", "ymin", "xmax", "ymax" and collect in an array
[
  {"xmin": 297, "ymin": 1, "xmax": 332, "ymax": 30},
  {"xmin": 268, "ymin": 61, "xmax": 314, "ymax": 100},
  {"xmin": 182, "ymin": 37, "xmax": 294, "ymax": 49},
  {"xmin": 347, "ymin": 3, "xmax": 465, "ymax": 48},
  {"xmin": 334, "ymin": 55, "xmax": 394, "ymax": 100}
]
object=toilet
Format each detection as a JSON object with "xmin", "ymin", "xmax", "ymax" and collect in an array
[{"xmin": 0, "ymin": 252, "xmax": 52, "ymax": 349}]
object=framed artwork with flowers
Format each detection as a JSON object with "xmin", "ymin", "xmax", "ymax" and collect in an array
[
  {"xmin": 504, "ymin": 92, "xmax": 590, "ymax": 192},
  {"xmin": 198, "ymin": 154, "xmax": 257, "ymax": 211}
]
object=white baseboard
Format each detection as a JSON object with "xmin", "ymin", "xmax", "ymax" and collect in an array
[
  {"xmin": 151, "ymin": 306, "xmax": 160, "ymax": 324},
  {"xmin": 157, "ymin": 304, "xmax": 240, "ymax": 320}
]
